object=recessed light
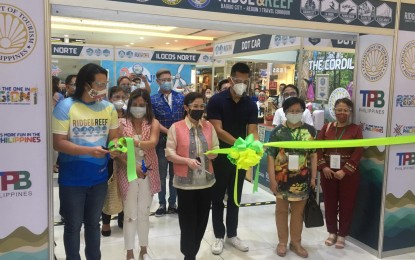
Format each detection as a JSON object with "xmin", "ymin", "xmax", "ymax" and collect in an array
[
  {"xmin": 139, "ymin": 37, "xmax": 144, "ymax": 40},
  {"xmin": 130, "ymin": 42, "xmax": 134, "ymax": 45},
  {"xmin": 165, "ymin": 42, "xmax": 170, "ymax": 45},
  {"xmin": 125, "ymin": 45, "xmax": 130, "ymax": 47},
  {"xmin": 174, "ymin": 40, "xmax": 178, "ymax": 42},
  {"xmin": 64, "ymin": 34, "xmax": 69, "ymax": 37}
]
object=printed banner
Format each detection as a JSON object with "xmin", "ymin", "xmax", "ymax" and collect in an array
[
  {"xmin": 110, "ymin": 0, "xmax": 396, "ymax": 29},
  {"xmin": 52, "ymin": 43, "xmax": 114, "ymax": 60},
  {"xmin": 0, "ymin": 1, "xmax": 49, "ymax": 259},
  {"xmin": 384, "ymin": 3, "xmax": 415, "ymax": 252},
  {"xmin": 304, "ymin": 38, "xmax": 356, "ymax": 49},
  {"xmin": 114, "ymin": 47, "xmax": 213, "ymax": 64},
  {"xmin": 315, "ymin": 74, "xmax": 329, "ymax": 101}
]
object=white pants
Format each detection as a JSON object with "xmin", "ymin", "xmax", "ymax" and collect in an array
[{"xmin": 123, "ymin": 178, "xmax": 153, "ymax": 250}]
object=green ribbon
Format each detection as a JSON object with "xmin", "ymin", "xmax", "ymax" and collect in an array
[
  {"xmin": 264, "ymin": 135, "xmax": 415, "ymax": 149},
  {"xmin": 108, "ymin": 137, "xmax": 137, "ymax": 182}
]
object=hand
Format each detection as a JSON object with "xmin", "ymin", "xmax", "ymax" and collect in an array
[
  {"xmin": 334, "ymin": 170, "xmax": 346, "ymax": 180},
  {"xmin": 206, "ymin": 153, "xmax": 217, "ymax": 160},
  {"xmin": 141, "ymin": 75, "xmax": 147, "ymax": 83},
  {"xmin": 109, "ymin": 150, "xmax": 122, "ymax": 159},
  {"xmin": 322, "ymin": 167, "xmax": 335, "ymax": 179},
  {"xmin": 136, "ymin": 165, "xmax": 145, "ymax": 179},
  {"xmin": 88, "ymin": 146, "xmax": 109, "ymax": 158},
  {"xmin": 310, "ymin": 178, "xmax": 316, "ymax": 189},
  {"xmin": 187, "ymin": 158, "xmax": 201, "ymax": 170},
  {"xmin": 270, "ymin": 181, "xmax": 278, "ymax": 194}
]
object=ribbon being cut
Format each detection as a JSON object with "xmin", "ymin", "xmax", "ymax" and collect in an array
[
  {"xmin": 205, "ymin": 134, "xmax": 415, "ymax": 207},
  {"xmin": 107, "ymin": 137, "xmax": 140, "ymax": 182}
]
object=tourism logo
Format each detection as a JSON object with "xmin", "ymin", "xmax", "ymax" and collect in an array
[
  {"xmin": 0, "ymin": 5, "xmax": 37, "ymax": 63},
  {"xmin": 214, "ymin": 42, "xmax": 233, "ymax": 56},
  {"xmin": 359, "ymin": 121, "xmax": 384, "ymax": 134},
  {"xmin": 375, "ymin": 3, "xmax": 392, "ymax": 27},
  {"xmin": 361, "ymin": 44, "xmax": 389, "ymax": 82},
  {"xmin": 0, "ymin": 86, "xmax": 39, "ymax": 105},
  {"xmin": 188, "ymin": 0, "xmax": 210, "ymax": 9},
  {"xmin": 132, "ymin": 63, "xmax": 144, "ymax": 74},
  {"xmin": 320, "ymin": 0, "xmax": 339, "ymax": 22},
  {"xmin": 95, "ymin": 48, "xmax": 102, "ymax": 57},
  {"xmin": 395, "ymin": 152, "xmax": 415, "ymax": 171},
  {"xmin": 118, "ymin": 50, "xmax": 126, "ymax": 58},
  {"xmin": 127, "ymin": 51, "xmax": 134, "ymax": 59},
  {"xmin": 0, "ymin": 132, "xmax": 41, "ymax": 143},
  {"xmin": 396, "ymin": 95, "xmax": 415, "ymax": 107},
  {"xmin": 393, "ymin": 124, "xmax": 415, "ymax": 136},
  {"xmin": 400, "ymin": 41, "xmax": 415, "ymax": 80},
  {"xmin": 86, "ymin": 48, "xmax": 94, "ymax": 56},
  {"xmin": 103, "ymin": 49, "xmax": 111, "ymax": 57},
  {"xmin": 358, "ymin": 1, "xmax": 375, "ymax": 25},
  {"xmin": 162, "ymin": 0, "xmax": 182, "ymax": 5},
  {"xmin": 359, "ymin": 90, "xmax": 385, "ymax": 114},
  {"xmin": 339, "ymin": 0, "xmax": 357, "ymax": 24},
  {"xmin": 0, "ymin": 171, "xmax": 33, "ymax": 199},
  {"xmin": 300, "ymin": 0, "xmax": 320, "ymax": 20}
]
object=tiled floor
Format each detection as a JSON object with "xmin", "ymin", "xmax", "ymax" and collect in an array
[{"xmin": 53, "ymin": 178, "xmax": 415, "ymax": 260}]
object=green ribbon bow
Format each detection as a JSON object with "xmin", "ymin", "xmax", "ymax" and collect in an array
[{"xmin": 108, "ymin": 137, "xmax": 137, "ymax": 182}]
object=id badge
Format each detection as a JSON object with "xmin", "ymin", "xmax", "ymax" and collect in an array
[
  {"xmin": 288, "ymin": 155, "xmax": 300, "ymax": 171},
  {"xmin": 330, "ymin": 154, "xmax": 341, "ymax": 169}
]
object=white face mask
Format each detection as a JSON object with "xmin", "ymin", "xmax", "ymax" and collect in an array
[
  {"xmin": 87, "ymin": 87, "xmax": 107, "ymax": 102},
  {"xmin": 286, "ymin": 113, "xmax": 302, "ymax": 125},
  {"xmin": 130, "ymin": 106, "xmax": 146, "ymax": 118},
  {"xmin": 113, "ymin": 100, "xmax": 125, "ymax": 110},
  {"xmin": 233, "ymin": 83, "xmax": 247, "ymax": 96},
  {"xmin": 205, "ymin": 93, "xmax": 212, "ymax": 98}
]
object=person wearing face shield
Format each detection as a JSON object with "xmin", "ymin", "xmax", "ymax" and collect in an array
[
  {"xmin": 150, "ymin": 69, "xmax": 185, "ymax": 217},
  {"xmin": 165, "ymin": 92, "xmax": 219, "ymax": 260},
  {"xmin": 207, "ymin": 62, "xmax": 259, "ymax": 255},
  {"xmin": 118, "ymin": 76, "xmax": 132, "ymax": 97},
  {"xmin": 267, "ymin": 97, "xmax": 317, "ymax": 258},
  {"xmin": 114, "ymin": 88, "xmax": 161, "ymax": 260},
  {"xmin": 272, "ymin": 84, "xmax": 314, "ymax": 127},
  {"xmin": 316, "ymin": 98, "xmax": 363, "ymax": 250},
  {"xmin": 52, "ymin": 63, "xmax": 120, "ymax": 260}
]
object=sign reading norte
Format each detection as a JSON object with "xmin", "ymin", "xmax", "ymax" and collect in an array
[{"xmin": 0, "ymin": 4, "xmax": 36, "ymax": 63}]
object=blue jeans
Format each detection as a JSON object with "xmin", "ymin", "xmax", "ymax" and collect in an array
[
  {"xmin": 156, "ymin": 138, "xmax": 176, "ymax": 206},
  {"xmin": 60, "ymin": 182, "xmax": 107, "ymax": 260}
]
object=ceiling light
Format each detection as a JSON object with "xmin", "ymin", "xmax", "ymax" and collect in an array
[
  {"xmin": 139, "ymin": 37, "xmax": 144, "ymax": 40},
  {"xmin": 64, "ymin": 34, "xmax": 69, "ymax": 37},
  {"xmin": 51, "ymin": 24, "xmax": 214, "ymax": 41},
  {"xmin": 52, "ymin": 16, "xmax": 176, "ymax": 32},
  {"xmin": 130, "ymin": 43, "xmax": 134, "ymax": 45},
  {"xmin": 174, "ymin": 40, "xmax": 178, "ymax": 42},
  {"xmin": 165, "ymin": 42, "xmax": 170, "ymax": 45}
]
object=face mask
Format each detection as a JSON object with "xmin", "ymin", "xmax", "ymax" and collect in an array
[
  {"xmin": 255, "ymin": 91, "xmax": 260, "ymax": 96},
  {"xmin": 113, "ymin": 100, "xmax": 125, "ymax": 110},
  {"xmin": 189, "ymin": 109, "xmax": 204, "ymax": 121},
  {"xmin": 87, "ymin": 86, "xmax": 107, "ymax": 102},
  {"xmin": 205, "ymin": 93, "xmax": 212, "ymax": 99},
  {"xmin": 160, "ymin": 81, "xmax": 172, "ymax": 91},
  {"xmin": 130, "ymin": 107, "xmax": 146, "ymax": 118},
  {"xmin": 286, "ymin": 113, "xmax": 302, "ymax": 125},
  {"xmin": 259, "ymin": 96, "xmax": 266, "ymax": 102},
  {"xmin": 120, "ymin": 84, "xmax": 131, "ymax": 93},
  {"xmin": 336, "ymin": 114, "xmax": 349, "ymax": 123},
  {"xmin": 233, "ymin": 83, "xmax": 247, "ymax": 96}
]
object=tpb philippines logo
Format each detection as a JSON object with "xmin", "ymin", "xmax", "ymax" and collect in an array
[
  {"xmin": 396, "ymin": 152, "xmax": 415, "ymax": 170},
  {"xmin": 0, "ymin": 171, "xmax": 32, "ymax": 191},
  {"xmin": 360, "ymin": 90, "xmax": 385, "ymax": 107}
]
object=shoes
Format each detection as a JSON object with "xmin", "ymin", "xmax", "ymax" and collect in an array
[
  {"xmin": 118, "ymin": 219, "xmax": 124, "ymax": 229},
  {"xmin": 101, "ymin": 224, "xmax": 111, "ymax": 237},
  {"xmin": 167, "ymin": 205, "xmax": 178, "ymax": 214},
  {"xmin": 211, "ymin": 238, "xmax": 224, "ymax": 255},
  {"xmin": 276, "ymin": 243, "xmax": 287, "ymax": 257},
  {"xmin": 155, "ymin": 205, "xmax": 166, "ymax": 217},
  {"xmin": 325, "ymin": 233, "xmax": 337, "ymax": 246},
  {"xmin": 335, "ymin": 236, "xmax": 346, "ymax": 249},
  {"xmin": 227, "ymin": 236, "xmax": 249, "ymax": 252},
  {"xmin": 289, "ymin": 243, "xmax": 308, "ymax": 258}
]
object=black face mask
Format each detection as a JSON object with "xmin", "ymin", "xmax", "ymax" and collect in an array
[{"xmin": 189, "ymin": 109, "xmax": 204, "ymax": 121}]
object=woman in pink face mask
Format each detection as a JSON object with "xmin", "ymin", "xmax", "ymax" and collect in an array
[{"xmin": 316, "ymin": 98, "xmax": 364, "ymax": 249}]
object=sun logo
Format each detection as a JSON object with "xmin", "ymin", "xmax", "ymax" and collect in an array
[
  {"xmin": 400, "ymin": 40, "xmax": 415, "ymax": 80},
  {"xmin": 0, "ymin": 5, "xmax": 36, "ymax": 63},
  {"xmin": 361, "ymin": 43, "xmax": 389, "ymax": 82}
]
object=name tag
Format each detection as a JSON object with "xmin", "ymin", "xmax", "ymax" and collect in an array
[
  {"xmin": 288, "ymin": 155, "xmax": 299, "ymax": 170},
  {"xmin": 330, "ymin": 154, "xmax": 341, "ymax": 169}
]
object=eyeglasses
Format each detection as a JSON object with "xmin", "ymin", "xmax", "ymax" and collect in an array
[
  {"xmin": 188, "ymin": 104, "xmax": 206, "ymax": 110},
  {"xmin": 286, "ymin": 110, "xmax": 303, "ymax": 114},
  {"xmin": 93, "ymin": 81, "xmax": 108, "ymax": 88},
  {"xmin": 283, "ymin": 91, "xmax": 297, "ymax": 98},
  {"xmin": 334, "ymin": 108, "xmax": 352, "ymax": 114},
  {"xmin": 230, "ymin": 77, "xmax": 249, "ymax": 85},
  {"xmin": 158, "ymin": 77, "xmax": 172, "ymax": 83}
]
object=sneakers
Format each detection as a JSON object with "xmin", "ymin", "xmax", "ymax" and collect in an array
[
  {"xmin": 155, "ymin": 205, "xmax": 166, "ymax": 217},
  {"xmin": 227, "ymin": 236, "xmax": 249, "ymax": 252},
  {"xmin": 167, "ymin": 205, "xmax": 178, "ymax": 214},
  {"xmin": 211, "ymin": 238, "xmax": 224, "ymax": 255}
]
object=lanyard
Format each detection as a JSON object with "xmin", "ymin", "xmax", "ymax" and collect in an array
[
  {"xmin": 290, "ymin": 128, "xmax": 301, "ymax": 141},
  {"xmin": 335, "ymin": 124, "xmax": 347, "ymax": 140}
]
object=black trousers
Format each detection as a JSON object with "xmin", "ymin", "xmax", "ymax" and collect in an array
[
  {"xmin": 211, "ymin": 154, "xmax": 246, "ymax": 239},
  {"xmin": 177, "ymin": 187, "xmax": 213, "ymax": 260}
]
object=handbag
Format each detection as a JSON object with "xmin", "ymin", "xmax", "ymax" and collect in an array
[
  {"xmin": 303, "ymin": 190, "xmax": 324, "ymax": 228},
  {"xmin": 102, "ymin": 172, "xmax": 123, "ymax": 215}
]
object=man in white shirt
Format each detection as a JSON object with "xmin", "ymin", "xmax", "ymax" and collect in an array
[{"xmin": 272, "ymin": 84, "xmax": 314, "ymax": 126}]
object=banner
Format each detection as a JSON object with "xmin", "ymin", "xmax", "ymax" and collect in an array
[
  {"xmin": 349, "ymin": 34, "xmax": 393, "ymax": 250},
  {"xmin": 304, "ymin": 38, "xmax": 356, "ymax": 49},
  {"xmin": 52, "ymin": 43, "xmax": 114, "ymax": 60},
  {"xmin": 111, "ymin": 0, "xmax": 396, "ymax": 29},
  {"xmin": 0, "ymin": 1, "xmax": 49, "ymax": 259},
  {"xmin": 383, "ymin": 3, "xmax": 415, "ymax": 252},
  {"xmin": 114, "ymin": 47, "xmax": 212, "ymax": 64}
]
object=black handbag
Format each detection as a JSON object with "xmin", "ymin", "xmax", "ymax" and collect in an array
[{"xmin": 304, "ymin": 190, "xmax": 324, "ymax": 228}]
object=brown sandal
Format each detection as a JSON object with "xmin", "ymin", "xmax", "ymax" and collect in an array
[
  {"xmin": 325, "ymin": 233, "xmax": 337, "ymax": 246},
  {"xmin": 335, "ymin": 236, "xmax": 346, "ymax": 249},
  {"xmin": 290, "ymin": 243, "xmax": 308, "ymax": 258},
  {"xmin": 277, "ymin": 243, "xmax": 287, "ymax": 257}
]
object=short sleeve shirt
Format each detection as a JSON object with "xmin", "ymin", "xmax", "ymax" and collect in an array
[
  {"xmin": 267, "ymin": 123, "xmax": 316, "ymax": 201},
  {"xmin": 206, "ymin": 89, "xmax": 258, "ymax": 148},
  {"xmin": 52, "ymin": 98, "xmax": 119, "ymax": 186}
]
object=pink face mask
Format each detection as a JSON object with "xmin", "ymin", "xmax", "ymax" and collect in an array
[
  {"xmin": 259, "ymin": 95, "xmax": 266, "ymax": 102},
  {"xmin": 335, "ymin": 114, "xmax": 348, "ymax": 123}
]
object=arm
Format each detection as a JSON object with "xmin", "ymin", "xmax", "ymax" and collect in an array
[
  {"xmin": 209, "ymin": 119, "xmax": 236, "ymax": 146},
  {"xmin": 267, "ymin": 155, "xmax": 277, "ymax": 194},
  {"xmin": 316, "ymin": 123, "xmax": 329, "ymax": 171},
  {"xmin": 53, "ymin": 134, "xmax": 108, "ymax": 158},
  {"xmin": 141, "ymin": 75, "xmax": 151, "ymax": 93},
  {"xmin": 206, "ymin": 123, "xmax": 219, "ymax": 160},
  {"xmin": 247, "ymin": 124, "xmax": 259, "ymax": 140},
  {"xmin": 165, "ymin": 124, "xmax": 200, "ymax": 169},
  {"xmin": 159, "ymin": 124, "xmax": 169, "ymax": 134},
  {"xmin": 342, "ymin": 125, "xmax": 364, "ymax": 175},
  {"xmin": 134, "ymin": 119, "xmax": 160, "ymax": 149},
  {"xmin": 310, "ymin": 152, "xmax": 317, "ymax": 188}
]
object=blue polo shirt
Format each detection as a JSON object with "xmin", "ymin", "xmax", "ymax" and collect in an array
[
  {"xmin": 207, "ymin": 89, "xmax": 258, "ymax": 148},
  {"xmin": 151, "ymin": 90, "xmax": 185, "ymax": 130}
]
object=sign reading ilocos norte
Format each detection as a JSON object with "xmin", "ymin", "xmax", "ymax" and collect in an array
[{"xmin": 111, "ymin": 0, "xmax": 396, "ymax": 29}]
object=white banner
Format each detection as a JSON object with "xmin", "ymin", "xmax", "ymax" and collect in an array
[
  {"xmin": 0, "ymin": 1, "xmax": 49, "ymax": 259},
  {"xmin": 355, "ymin": 35, "xmax": 393, "ymax": 151},
  {"xmin": 52, "ymin": 43, "xmax": 113, "ymax": 60}
]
